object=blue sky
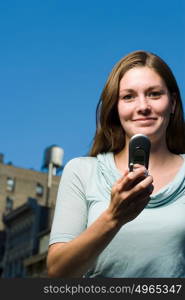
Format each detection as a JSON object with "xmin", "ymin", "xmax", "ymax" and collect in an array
[{"xmin": 0, "ymin": 0, "xmax": 185, "ymax": 171}]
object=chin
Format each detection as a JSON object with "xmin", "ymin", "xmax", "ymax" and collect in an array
[
  {"xmin": 130, "ymin": 128, "xmax": 159, "ymax": 139},
  {"xmin": 132, "ymin": 129, "xmax": 153, "ymax": 136}
]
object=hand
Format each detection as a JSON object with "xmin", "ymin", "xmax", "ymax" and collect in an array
[{"xmin": 108, "ymin": 165, "xmax": 153, "ymax": 227}]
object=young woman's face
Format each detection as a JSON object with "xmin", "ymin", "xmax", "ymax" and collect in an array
[{"xmin": 117, "ymin": 66, "xmax": 175, "ymax": 143}]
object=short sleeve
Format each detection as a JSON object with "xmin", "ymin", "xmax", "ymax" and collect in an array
[{"xmin": 49, "ymin": 158, "xmax": 88, "ymax": 245}]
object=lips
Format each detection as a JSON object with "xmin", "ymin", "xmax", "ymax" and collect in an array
[{"xmin": 133, "ymin": 118, "xmax": 157, "ymax": 121}]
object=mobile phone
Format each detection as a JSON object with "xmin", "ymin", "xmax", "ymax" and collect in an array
[{"xmin": 128, "ymin": 134, "xmax": 151, "ymax": 172}]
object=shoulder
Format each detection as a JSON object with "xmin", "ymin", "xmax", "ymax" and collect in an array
[
  {"xmin": 62, "ymin": 156, "xmax": 98, "ymax": 178},
  {"xmin": 59, "ymin": 156, "xmax": 98, "ymax": 192},
  {"xmin": 63, "ymin": 152, "xmax": 113, "ymax": 177},
  {"xmin": 65, "ymin": 156, "xmax": 98, "ymax": 170}
]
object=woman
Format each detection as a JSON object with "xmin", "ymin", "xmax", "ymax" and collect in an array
[{"xmin": 47, "ymin": 50, "xmax": 185, "ymax": 278}]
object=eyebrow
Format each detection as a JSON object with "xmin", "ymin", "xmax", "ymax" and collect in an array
[{"xmin": 119, "ymin": 85, "xmax": 164, "ymax": 93}]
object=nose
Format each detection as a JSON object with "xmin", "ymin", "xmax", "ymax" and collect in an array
[{"xmin": 136, "ymin": 95, "xmax": 151, "ymax": 115}]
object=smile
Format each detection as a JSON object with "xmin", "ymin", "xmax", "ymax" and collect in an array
[{"xmin": 133, "ymin": 118, "xmax": 157, "ymax": 122}]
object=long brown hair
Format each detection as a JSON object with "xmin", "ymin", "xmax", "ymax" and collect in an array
[{"xmin": 89, "ymin": 50, "xmax": 185, "ymax": 156}]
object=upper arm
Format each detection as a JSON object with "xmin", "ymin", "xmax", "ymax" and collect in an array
[{"xmin": 49, "ymin": 159, "xmax": 88, "ymax": 245}]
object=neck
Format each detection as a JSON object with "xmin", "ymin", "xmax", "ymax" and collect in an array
[{"xmin": 148, "ymin": 141, "xmax": 173, "ymax": 171}]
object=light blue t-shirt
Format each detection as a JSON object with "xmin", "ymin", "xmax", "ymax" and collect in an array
[{"xmin": 49, "ymin": 152, "xmax": 185, "ymax": 278}]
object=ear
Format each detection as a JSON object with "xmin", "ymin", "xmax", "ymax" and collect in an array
[{"xmin": 171, "ymin": 93, "xmax": 176, "ymax": 114}]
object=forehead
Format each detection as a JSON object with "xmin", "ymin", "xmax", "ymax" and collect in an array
[{"xmin": 119, "ymin": 66, "xmax": 165, "ymax": 90}]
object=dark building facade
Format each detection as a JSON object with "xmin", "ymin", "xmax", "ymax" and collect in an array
[
  {"xmin": 0, "ymin": 230, "xmax": 6, "ymax": 276},
  {"xmin": 24, "ymin": 228, "xmax": 50, "ymax": 277},
  {"xmin": 2, "ymin": 198, "xmax": 49, "ymax": 277}
]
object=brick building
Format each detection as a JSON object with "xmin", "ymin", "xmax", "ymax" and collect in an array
[{"xmin": 0, "ymin": 153, "xmax": 61, "ymax": 230}]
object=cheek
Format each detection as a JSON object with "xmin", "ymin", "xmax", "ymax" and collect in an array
[
  {"xmin": 154, "ymin": 102, "xmax": 171, "ymax": 117},
  {"xmin": 117, "ymin": 103, "xmax": 133, "ymax": 120}
]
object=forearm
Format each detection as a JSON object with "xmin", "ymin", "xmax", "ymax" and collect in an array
[{"xmin": 47, "ymin": 210, "xmax": 121, "ymax": 278}]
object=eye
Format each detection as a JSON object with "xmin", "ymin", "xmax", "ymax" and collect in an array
[
  {"xmin": 148, "ymin": 91, "xmax": 163, "ymax": 99},
  {"xmin": 120, "ymin": 94, "xmax": 134, "ymax": 101}
]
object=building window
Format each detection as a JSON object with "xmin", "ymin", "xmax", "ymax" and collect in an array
[
  {"xmin": 36, "ymin": 183, "xmax": 44, "ymax": 197},
  {"xmin": 6, "ymin": 177, "xmax": 15, "ymax": 192}
]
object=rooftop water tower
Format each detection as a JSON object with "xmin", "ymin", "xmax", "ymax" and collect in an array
[{"xmin": 42, "ymin": 145, "xmax": 64, "ymax": 206}]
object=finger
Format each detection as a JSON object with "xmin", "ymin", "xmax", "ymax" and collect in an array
[
  {"xmin": 117, "ymin": 166, "xmax": 148, "ymax": 191},
  {"xmin": 132, "ymin": 163, "xmax": 144, "ymax": 169},
  {"xmin": 129, "ymin": 175, "xmax": 153, "ymax": 197},
  {"xmin": 133, "ymin": 187, "xmax": 153, "ymax": 205},
  {"xmin": 132, "ymin": 164, "xmax": 149, "ymax": 176},
  {"xmin": 118, "ymin": 178, "xmax": 153, "ymax": 209},
  {"xmin": 120, "ymin": 181, "xmax": 153, "ymax": 210},
  {"xmin": 128, "ymin": 184, "xmax": 153, "ymax": 209}
]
